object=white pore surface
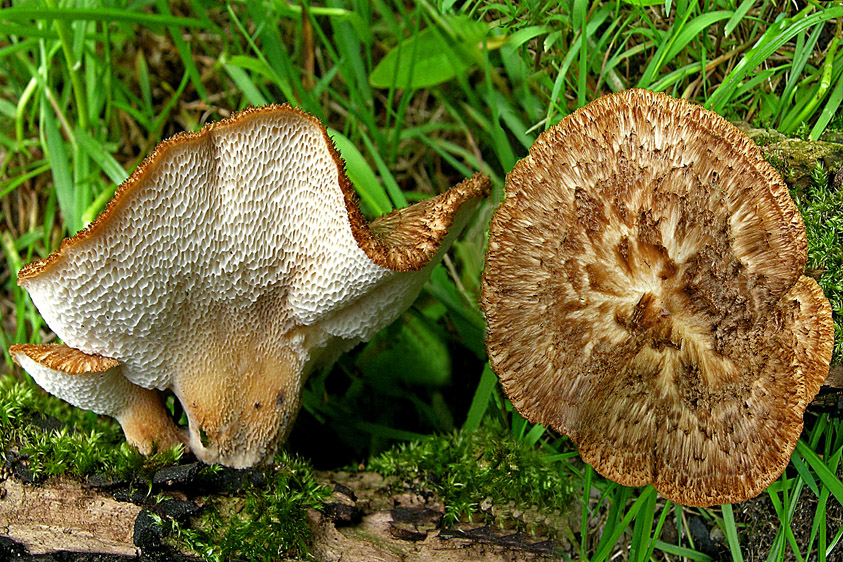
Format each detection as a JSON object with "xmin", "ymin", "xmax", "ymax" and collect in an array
[
  {"xmin": 22, "ymin": 109, "xmax": 432, "ymax": 391},
  {"xmin": 12, "ymin": 351, "xmax": 133, "ymax": 417}
]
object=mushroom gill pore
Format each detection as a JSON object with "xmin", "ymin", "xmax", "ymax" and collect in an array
[{"xmin": 10, "ymin": 105, "xmax": 490, "ymax": 468}]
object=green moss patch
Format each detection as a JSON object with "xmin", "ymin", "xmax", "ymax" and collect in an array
[
  {"xmin": 0, "ymin": 374, "xmax": 182, "ymax": 481},
  {"xmin": 163, "ymin": 452, "xmax": 330, "ymax": 561},
  {"xmin": 367, "ymin": 426, "xmax": 575, "ymax": 535},
  {"xmin": 792, "ymin": 162, "xmax": 843, "ymax": 366}
]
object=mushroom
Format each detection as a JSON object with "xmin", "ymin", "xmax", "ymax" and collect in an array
[
  {"xmin": 10, "ymin": 105, "xmax": 490, "ymax": 468},
  {"xmin": 481, "ymin": 89, "xmax": 834, "ymax": 506}
]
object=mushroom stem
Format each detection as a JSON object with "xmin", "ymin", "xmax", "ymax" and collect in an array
[
  {"xmin": 116, "ymin": 388, "xmax": 186, "ymax": 455},
  {"xmin": 9, "ymin": 343, "xmax": 185, "ymax": 455}
]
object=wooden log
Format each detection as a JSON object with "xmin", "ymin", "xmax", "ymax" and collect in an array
[
  {"xmin": 0, "ymin": 470, "xmax": 564, "ymax": 561},
  {"xmin": 0, "ymin": 477, "xmax": 140, "ymax": 556}
]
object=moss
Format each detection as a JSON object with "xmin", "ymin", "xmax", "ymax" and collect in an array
[
  {"xmin": 367, "ymin": 425, "xmax": 575, "ymax": 536},
  {"xmin": 162, "ymin": 451, "xmax": 330, "ymax": 562},
  {"xmin": 0, "ymin": 374, "xmax": 184, "ymax": 481},
  {"xmin": 791, "ymin": 161, "xmax": 843, "ymax": 366},
  {"xmin": 1, "ymin": 374, "xmax": 330, "ymax": 560},
  {"xmin": 751, "ymin": 133, "xmax": 779, "ymax": 147},
  {"xmin": 763, "ymin": 150, "xmax": 793, "ymax": 184},
  {"xmin": 760, "ymin": 138, "xmax": 843, "ymax": 191}
]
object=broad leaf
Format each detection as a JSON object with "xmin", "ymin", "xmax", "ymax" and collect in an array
[{"xmin": 370, "ymin": 16, "xmax": 488, "ymax": 89}]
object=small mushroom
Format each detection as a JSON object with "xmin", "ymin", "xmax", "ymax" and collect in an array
[
  {"xmin": 481, "ymin": 89, "xmax": 834, "ymax": 506},
  {"xmin": 10, "ymin": 105, "xmax": 489, "ymax": 468}
]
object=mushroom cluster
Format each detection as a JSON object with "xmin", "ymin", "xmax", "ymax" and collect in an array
[
  {"xmin": 482, "ymin": 89, "xmax": 834, "ymax": 506},
  {"xmin": 10, "ymin": 105, "xmax": 489, "ymax": 468}
]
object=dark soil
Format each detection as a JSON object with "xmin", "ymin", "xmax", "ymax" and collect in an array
[{"xmin": 736, "ymin": 487, "xmax": 843, "ymax": 561}]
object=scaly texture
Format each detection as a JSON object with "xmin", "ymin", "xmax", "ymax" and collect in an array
[
  {"xmin": 11, "ymin": 105, "xmax": 489, "ymax": 468},
  {"xmin": 482, "ymin": 89, "xmax": 833, "ymax": 506}
]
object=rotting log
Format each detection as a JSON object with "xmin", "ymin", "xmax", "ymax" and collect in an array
[
  {"xmin": 312, "ymin": 470, "xmax": 569, "ymax": 562},
  {"xmin": 0, "ymin": 469, "xmax": 565, "ymax": 561},
  {"xmin": 0, "ymin": 477, "xmax": 141, "ymax": 556},
  {"xmin": 735, "ymin": 123, "xmax": 843, "ymax": 190}
]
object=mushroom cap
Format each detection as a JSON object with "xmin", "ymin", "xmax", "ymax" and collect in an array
[
  {"xmin": 12, "ymin": 104, "xmax": 489, "ymax": 467},
  {"xmin": 11, "ymin": 343, "xmax": 124, "ymax": 415},
  {"xmin": 9, "ymin": 343, "xmax": 186, "ymax": 454},
  {"xmin": 482, "ymin": 89, "xmax": 834, "ymax": 506}
]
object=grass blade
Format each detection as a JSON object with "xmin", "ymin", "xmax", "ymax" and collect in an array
[
  {"xmin": 630, "ymin": 486, "xmax": 657, "ymax": 562},
  {"xmin": 721, "ymin": 503, "xmax": 744, "ymax": 562},
  {"xmin": 653, "ymin": 540, "xmax": 713, "ymax": 561},
  {"xmin": 153, "ymin": 0, "xmax": 207, "ymax": 102},
  {"xmin": 222, "ymin": 64, "xmax": 268, "ymax": 106},
  {"xmin": 581, "ymin": 464, "xmax": 593, "ymax": 562},
  {"xmin": 522, "ymin": 423, "xmax": 545, "ymax": 448},
  {"xmin": 40, "ymin": 95, "xmax": 78, "ymax": 234},
  {"xmin": 810, "ymin": 63, "xmax": 843, "ymax": 141},
  {"xmin": 724, "ymin": 0, "xmax": 757, "ymax": 37},
  {"xmin": 0, "ymin": 6, "xmax": 209, "ymax": 28},
  {"xmin": 791, "ymin": 449, "xmax": 820, "ymax": 497},
  {"xmin": 75, "ymin": 130, "xmax": 126, "ymax": 186},
  {"xmin": 592, "ymin": 486, "xmax": 655, "ymax": 562},
  {"xmin": 638, "ymin": 10, "xmax": 734, "ymax": 89},
  {"xmin": 462, "ymin": 363, "xmax": 497, "ymax": 432},
  {"xmin": 328, "ymin": 128, "xmax": 392, "ymax": 216},
  {"xmin": 796, "ymin": 439, "xmax": 843, "ymax": 506},
  {"xmin": 708, "ymin": 6, "xmax": 843, "ymax": 113},
  {"xmin": 775, "ymin": 22, "xmax": 823, "ymax": 126}
]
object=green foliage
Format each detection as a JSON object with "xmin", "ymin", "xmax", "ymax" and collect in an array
[
  {"xmin": 2, "ymin": 1, "xmax": 843, "ymax": 560},
  {"xmin": 164, "ymin": 451, "xmax": 330, "ymax": 562},
  {"xmin": 756, "ymin": 416, "xmax": 843, "ymax": 562},
  {"xmin": 356, "ymin": 310, "xmax": 452, "ymax": 388},
  {"xmin": 792, "ymin": 161, "xmax": 843, "ymax": 365},
  {"xmin": 369, "ymin": 15, "xmax": 489, "ymax": 89},
  {"xmin": 0, "ymin": 375, "xmax": 183, "ymax": 481},
  {"xmin": 708, "ymin": 4, "xmax": 843, "ymax": 126},
  {"xmin": 368, "ymin": 425, "xmax": 574, "ymax": 531},
  {"xmin": 621, "ymin": 0, "xmax": 665, "ymax": 6},
  {"xmin": 0, "ymin": 373, "xmax": 35, "ymax": 430}
]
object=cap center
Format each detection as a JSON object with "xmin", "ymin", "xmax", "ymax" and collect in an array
[{"xmin": 614, "ymin": 291, "xmax": 681, "ymax": 353}]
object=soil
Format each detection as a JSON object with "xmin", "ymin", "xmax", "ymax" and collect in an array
[{"xmin": 736, "ymin": 485, "xmax": 843, "ymax": 562}]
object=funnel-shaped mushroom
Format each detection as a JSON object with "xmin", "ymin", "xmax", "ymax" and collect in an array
[
  {"xmin": 10, "ymin": 105, "xmax": 489, "ymax": 468},
  {"xmin": 482, "ymin": 89, "xmax": 833, "ymax": 506}
]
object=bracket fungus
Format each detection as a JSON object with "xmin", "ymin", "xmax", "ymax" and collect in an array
[
  {"xmin": 482, "ymin": 89, "xmax": 834, "ymax": 506},
  {"xmin": 10, "ymin": 105, "xmax": 489, "ymax": 468}
]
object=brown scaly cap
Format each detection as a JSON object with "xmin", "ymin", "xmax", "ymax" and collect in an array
[
  {"xmin": 364, "ymin": 172, "xmax": 490, "ymax": 269},
  {"xmin": 19, "ymin": 104, "xmax": 490, "ymax": 282},
  {"xmin": 482, "ymin": 89, "xmax": 834, "ymax": 506}
]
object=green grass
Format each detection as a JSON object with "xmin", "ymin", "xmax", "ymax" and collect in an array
[{"xmin": 2, "ymin": 1, "xmax": 843, "ymax": 560}]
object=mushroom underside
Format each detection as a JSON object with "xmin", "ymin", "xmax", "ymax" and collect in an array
[{"xmin": 10, "ymin": 105, "xmax": 490, "ymax": 468}]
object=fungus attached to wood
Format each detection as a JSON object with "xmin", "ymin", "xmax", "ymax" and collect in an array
[
  {"xmin": 481, "ymin": 89, "xmax": 834, "ymax": 506},
  {"xmin": 10, "ymin": 105, "xmax": 489, "ymax": 468}
]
